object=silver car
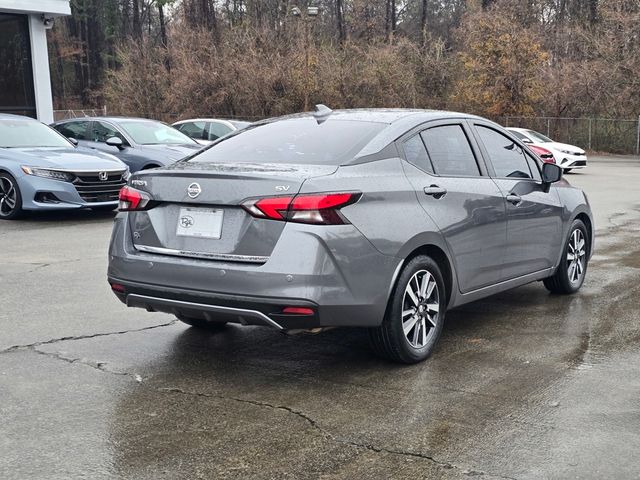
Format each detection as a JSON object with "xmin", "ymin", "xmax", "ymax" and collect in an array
[{"xmin": 108, "ymin": 108, "xmax": 594, "ymax": 363}]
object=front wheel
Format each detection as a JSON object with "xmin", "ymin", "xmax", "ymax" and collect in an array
[
  {"xmin": 369, "ymin": 255, "xmax": 446, "ymax": 364},
  {"xmin": 544, "ymin": 219, "xmax": 589, "ymax": 294},
  {"xmin": 0, "ymin": 172, "xmax": 24, "ymax": 220}
]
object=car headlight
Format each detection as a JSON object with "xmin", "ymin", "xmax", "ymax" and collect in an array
[
  {"xmin": 21, "ymin": 166, "xmax": 75, "ymax": 182},
  {"xmin": 558, "ymin": 149, "xmax": 577, "ymax": 155}
]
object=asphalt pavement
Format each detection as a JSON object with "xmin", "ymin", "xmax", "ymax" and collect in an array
[{"xmin": 1, "ymin": 156, "xmax": 639, "ymax": 479}]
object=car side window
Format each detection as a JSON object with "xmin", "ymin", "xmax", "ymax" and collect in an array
[
  {"xmin": 177, "ymin": 121, "xmax": 207, "ymax": 140},
  {"xmin": 93, "ymin": 121, "xmax": 126, "ymax": 144},
  {"xmin": 476, "ymin": 126, "xmax": 533, "ymax": 179},
  {"xmin": 56, "ymin": 121, "xmax": 90, "ymax": 140},
  {"xmin": 208, "ymin": 122, "xmax": 233, "ymax": 141},
  {"xmin": 402, "ymin": 134, "xmax": 434, "ymax": 174},
  {"xmin": 420, "ymin": 125, "xmax": 480, "ymax": 176}
]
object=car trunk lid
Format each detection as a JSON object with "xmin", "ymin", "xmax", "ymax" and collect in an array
[{"xmin": 127, "ymin": 162, "xmax": 337, "ymax": 262}]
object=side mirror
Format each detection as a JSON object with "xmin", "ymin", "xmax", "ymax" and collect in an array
[
  {"xmin": 106, "ymin": 136, "xmax": 124, "ymax": 150},
  {"xmin": 68, "ymin": 137, "xmax": 79, "ymax": 146},
  {"xmin": 542, "ymin": 162, "xmax": 562, "ymax": 184}
]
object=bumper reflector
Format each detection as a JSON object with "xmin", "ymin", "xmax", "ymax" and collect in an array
[{"xmin": 282, "ymin": 307, "xmax": 314, "ymax": 316}]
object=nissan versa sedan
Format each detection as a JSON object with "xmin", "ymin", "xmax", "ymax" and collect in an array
[
  {"xmin": 0, "ymin": 114, "xmax": 129, "ymax": 220},
  {"xmin": 52, "ymin": 117, "xmax": 202, "ymax": 172},
  {"xmin": 507, "ymin": 127, "xmax": 587, "ymax": 172},
  {"xmin": 108, "ymin": 108, "xmax": 594, "ymax": 363}
]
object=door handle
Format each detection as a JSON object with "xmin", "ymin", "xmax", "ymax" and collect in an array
[
  {"xmin": 424, "ymin": 185, "xmax": 447, "ymax": 198},
  {"xmin": 506, "ymin": 193, "xmax": 522, "ymax": 205}
]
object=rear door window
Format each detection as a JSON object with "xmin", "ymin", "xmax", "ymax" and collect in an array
[
  {"xmin": 476, "ymin": 126, "xmax": 533, "ymax": 179},
  {"xmin": 420, "ymin": 125, "xmax": 480, "ymax": 176},
  {"xmin": 55, "ymin": 121, "xmax": 90, "ymax": 140},
  {"xmin": 402, "ymin": 134, "xmax": 433, "ymax": 174}
]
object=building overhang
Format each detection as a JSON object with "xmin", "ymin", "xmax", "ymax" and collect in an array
[{"xmin": 0, "ymin": 0, "xmax": 71, "ymax": 16}]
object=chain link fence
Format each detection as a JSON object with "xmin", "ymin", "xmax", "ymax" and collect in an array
[{"xmin": 503, "ymin": 116, "xmax": 640, "ymax": 155}]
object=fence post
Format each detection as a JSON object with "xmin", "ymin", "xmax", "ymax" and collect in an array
[
  {"xmin": 588, "ymin": 118, "xmax": 592, "ymax": 151},
  {"xmin": 637, "ymin": 115, "xmax": 640, "ymax": 156},
  {"xmin": 546, "ymin": 118, "xmax": 550, "ymax": 137}
]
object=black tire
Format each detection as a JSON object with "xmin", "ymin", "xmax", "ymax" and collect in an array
[
  {"xmin": 176, "ymin": 314, "xmax": 228, "ymax": 331},
  {"xmin": 369, "ymin": 255, "xmax": 447, "ymax": 364},
  {"xmin": 544, "ymin": 219, "xmax": 589, "ymax": 294},
  {"xmin": 0, "ymin": 172, "xmax": 24, "ymax": 220},
  {"xmin": 91, "ymin": 205, "xmax": 117, "ymax": 212}
]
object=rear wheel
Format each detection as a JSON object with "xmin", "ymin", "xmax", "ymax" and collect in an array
[
  {"xmin": 0, "ymin": 172, "xmax": 23, "ymax": 220},
  {"xmin": 544, "ymin": 219, "xmax": 589, "ymax": 294},
  {"xmin": 176, "ymin": 314, "xmax": 228, "ymax": 331},
  {"xmin": 369, "ymin": 255, "xmax": 446, "ymax": 364}
]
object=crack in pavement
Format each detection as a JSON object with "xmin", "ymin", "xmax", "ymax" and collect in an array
[
  {"xmin": 30, "ymin": 347, "xmax": 139, "ymax": 380},
  {"xmin": 159, "ymin": 386, "xmax": 517, "ymax": 480},
  {"xmin": 0, "ymin": 320, "xmax": 177, "ymax": 355}
]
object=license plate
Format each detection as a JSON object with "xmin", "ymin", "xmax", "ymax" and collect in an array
[{"xmin": 176, "ymin": 207, "xmax": 223, "ymax": 239}]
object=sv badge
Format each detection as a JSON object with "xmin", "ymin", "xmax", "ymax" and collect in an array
[{"xmin": 275, "ymin": 185, "xmax": 290, "ymax": 192}]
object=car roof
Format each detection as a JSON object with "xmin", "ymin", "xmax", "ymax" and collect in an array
[
  {"xmin": 256, "ymin": 108, "xmax": 483, "ymax": 126},
  {"xmin": 0, "ymin": 114, "xmax": 37, "ymax": 121},
  {"xmin": 54, "ymin": 116, "xmax": 162, "ymax": 124}
]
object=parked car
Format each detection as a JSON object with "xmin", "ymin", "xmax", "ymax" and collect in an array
[
  {"xmin": 52, "ymin": 117, "xmax": 202, "ymax": 173},
  {"xmin": 0, "ymin": 114, "xmax": 129, "ymax": 220},
  {"xmin": 172, "ymin": 118, "xmax": 251, "ymax": 145},
  {"xmin": 108, "ymin": 107, "xmax": 594, "ymax": 364},
  {"xmin": 506, "ymin": 127, "xmax": 587, "ymax": 172}
]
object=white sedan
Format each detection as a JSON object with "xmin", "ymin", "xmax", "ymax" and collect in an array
[
  {"xmin": 507, "ymin": 127, "xmax": 587, "ymax": 172},
  {"xmin": 172, "ymin": 118, "xmax": 251, "ymax": 146}
]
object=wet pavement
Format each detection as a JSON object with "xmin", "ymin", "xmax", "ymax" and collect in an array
[{"xmin": 1, "ymin": 156, "xmax": 639, "ymax": 479}]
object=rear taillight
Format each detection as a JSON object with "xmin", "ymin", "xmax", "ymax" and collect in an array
[
  {"xmin": 118, "ymin": 186, "xmax": 153, "ymax": 211},
  {"xmin": 241, "ymin": 192, "xmax": 361, "ymax": 225},
  {"xmin": 529, "ymin": 145, "xmax": 556, "ymax": 164}
]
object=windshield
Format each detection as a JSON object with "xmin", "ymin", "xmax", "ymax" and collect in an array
[
  {"xmin": 118, "ymin": 120, "xmax": 196, "ymax": 145},
  {"xmin": 0, "ymin": 120, "xmax": 72, "ymax": 148},
  {"xmin": 188, "ymin": 118, "xmax": 386, "ymax": 165},
  {"xmin": 525, "ymin": 130, "xmax": 553, "ymax": 143}
]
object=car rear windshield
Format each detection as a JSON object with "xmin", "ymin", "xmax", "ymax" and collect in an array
[
  {"xmin": 187, "ymin": 118, "xmax": 386, "ymax": 165},
  {"xmin": 119, "ymin": 120, "xmax": 196, "ymax": 145},
  {"xmin": 0, "ymin": 120, "xmax": 72, "ymax": 148}
]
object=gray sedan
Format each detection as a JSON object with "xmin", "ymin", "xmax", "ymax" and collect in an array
[
  {"xmin": 52, "ymin": 117, "xmax": 202, "ymax": 173},
  {"xmin": 108, "ymin": 108, "xmax": 593, "ymax": 363}
]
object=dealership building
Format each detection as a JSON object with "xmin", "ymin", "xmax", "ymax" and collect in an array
[{"xmin": 0, "ymin": 0, "xmax": 71, "ymax": 124}]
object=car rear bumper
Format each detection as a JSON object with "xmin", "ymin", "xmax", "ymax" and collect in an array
[{"xmin": 108, "ymin": 214, "xmax": 400, "ymax": 329}]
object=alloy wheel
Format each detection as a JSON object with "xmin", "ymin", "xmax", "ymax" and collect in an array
[
  {"xmin": 567, "ymin": 229, "xmax": 586, "ymax": 284},
  {"xmin": 0, "ymin": 176, "xmax": 17, "ymax": 217},
  {"xmin": 402, "ymin": 269, "xmax": 440, "ymax": 349}
]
